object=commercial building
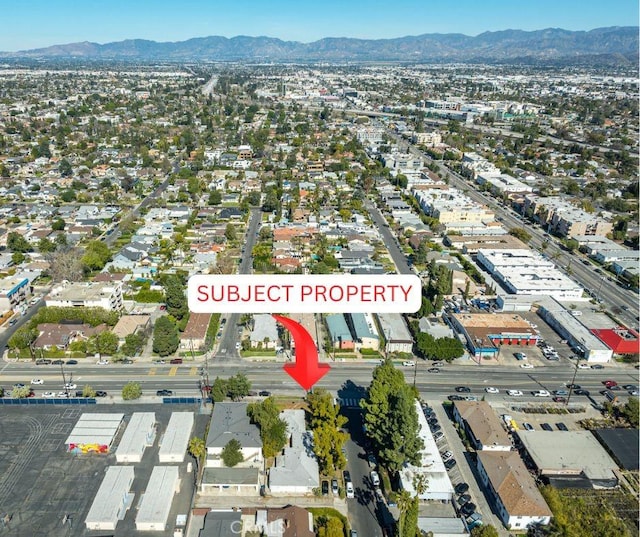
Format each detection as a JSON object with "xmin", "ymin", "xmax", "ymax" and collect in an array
[
  {"xmin": 159, "ymin": 412, "xmax": 194, "ymax": 463},
  {"xmin": 593, "ymin": 429, "xmax": 639, "ymax": 471},
  {"xmin": 346, "ymin": 312, "xmax": 380, "ymax": 350},
  {"xmin": 517, "ymin": 431, "xmax": 619, "ymax": 489},
  {"xmin": 85, "ymin": 466, "xmax": 135, "ymax": 531},
  {"xmin": 399, "ymin": 401, "xmax": 454, "ymax": 501},
  {"xmin": 477, "ymin": 451, "xmax": 552, "ymax": 530},
  {"xmin": 375, "ymin": 312, "xmax": 414, "ymax": 354},
  {"xmin": 46, "ymin": 280, "xmax": 124, "ymax": 311},
  {"xmin": 135, "ymin": 466, "xmax": 180, "ymax": 531},
  {"xmin": 448, "ymin": 313, "xmax": 539, "ymax": 359},
  {"xmin": 325, "ymin": 314, "xmax": 355, "ymax": 350},
  {"xmin": 476, "ymin": 173, "xmax": 533, "ymax": 194},
  {"xmin": 66, "ymin": 413, "xmax": 124, "ymax": 454},
  {"xmin": 452, "ymin": 401, "xmax": 512, "ymax": 451},
  {"xmin": 477, "ymin": 249, "xmax": 583, "ymax": 299},
  {"xmin": 591, "ymin": 327, "xmax": 640, "ymax": 355},
  {"xmin": 115, "ymin": 412, "xmax": 156, "ymax": 463}
]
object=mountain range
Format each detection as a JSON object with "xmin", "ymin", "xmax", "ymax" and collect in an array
[{"xmin": 2, "ymin": 27, "xmax": 638, "ymax": 64}]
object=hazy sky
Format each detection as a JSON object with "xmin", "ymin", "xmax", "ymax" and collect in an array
[{"xmin": 1, "ymin": 0, "xmax": 638, "ymax": 51}]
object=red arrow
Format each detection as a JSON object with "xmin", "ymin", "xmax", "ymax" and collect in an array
[{"xmin": 272, "ymin": 314, "xmax": 330, "ymax": 391}]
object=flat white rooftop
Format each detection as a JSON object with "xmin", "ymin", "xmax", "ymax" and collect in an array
[
  {"xmin": 158, "ymin": 412, "xmax": 193, "ymax": 462},
  {"xmin": 135, "ymin": 466, "xmax": 180, "ymax": 531},
  {"xmin": 85, "ymin": 466, "xmax": 135, "ymax": 530},
  {"xmin": 116, "ymin": 412, "xmax": 156, "ymax": 463}
]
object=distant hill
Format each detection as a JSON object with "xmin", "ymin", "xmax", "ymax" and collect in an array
[{"xmin": 1, "ymin": 27, "xmax": 638, "ymax": 64}]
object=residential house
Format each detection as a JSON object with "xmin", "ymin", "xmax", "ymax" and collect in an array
[
  {"xmin": 46, "ymin": 281, "xmax": 124, "ymax": 311},
  {"xmin": 249, "ymin": 314, "xmax": 279, "ymax": 350},
  {"xmin": 452, "ymin": 401, "xmax": 512, "ymax": 451},
  {"xmin": 179, "ymin": 313, "xmax": 211, "ymax": 351}
]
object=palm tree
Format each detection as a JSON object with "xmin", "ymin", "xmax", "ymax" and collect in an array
[
  {"xmin": 188, "ymin": 436, "xmax": 206, "ymax": 477},
  {"xmin": 396, "ymin": 489, "xmax": 413, "ymax": 537}
]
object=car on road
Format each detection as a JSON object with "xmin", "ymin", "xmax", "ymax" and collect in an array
[
  {"xmin": 96, "ymin": 359, "xmax": 109, "ymax": 365},
  {"xmin": 460, "ymin": 502, "xmax": 476, "ymax": 517},
  {"xmin": 553, "ymin": 390, "xmax": 569, "ymax": 396},
  {"xmin": 455, "ymin": 386, "xmax": 471, "ymax": 393},
  {"xmin": 331, "ymin": 479, "xmax": 339, "ymax": 495},
  {"xmin": 36, "ymin": 359, "xmax": 52, "ymax": 365},
  {"xmin": 523, "ymin": 423, "xmax": 535, "ymax": 431},
  {"xmin": 622, "ymin": 385, "xmax": 638, "ymax": 391},
  {"xmin": 541, "ymin": 423, "xmax": 554, "ymax": 431},
  {"xmin": 591, "ymin": 364, "xmax": 604, "ymax": 370},
  {"xmin": 156, "ymin": 389, "xmax": 173, "ymax": 396},
  {"xmin": 30, "ymin": 379, "xmax": 44, "ymax": 385},
  {"xmin": 441, "ymin": 450, "xmax": 453, "ymax": 462},
  {"xmin": 444, "ymin": 458, "xmax": 457, "ymax": 470},
  {"xmin": 427, "ymin": 367, "xmax": 440, "ymax": 373},
  {"xmin": 556, "ymin": 423, "xmax": 569, "ymax": 431},
  {"xmin": 520, "ymin": 363, "xmax": 534, "ymax": 369},
  {"xmin": 532, "ymin": 390, "xmax": 550, "ymax": 397},
  {"xmin": 402, "ymin": 361, "xmax": 415, "ymax": 367},
  {"xmin": 51, "ymin": 359, "xmax": 64, "ymax": 365},
  {"xmin": 321, "ymin": 480, "xmax": 329, "ymax": 495},
  {"xmin": 507, "ymin": 390, "xmax": 523, "ymax": 397},
  {"xmin": 235, "ymin": 342, "xmax": 241, "ymax": 350},
  {"xmin": 574, "ymin": 389, "xmax": 590, "ymax": 396},
  {"xmin": 345, "ymin": 481, "xmax": 355, "ymax": 499},
  {"xmin": 57, "ymin": 391, "xmax": 70, "ymax": 398},
  {"xmin": 577, "ymin": 363, "xmax": 591, "ymax": 369},
  {"xmin": 66, "ymin": 359, "xmax": 78, "ymax": 365},
  {"xmin": 64, "ymin": 383, "xmax": 77, "ymax": 390},
  {"xmin": 485, "ymin": 387, "xmax": 499, "ymax": 394},
  {"xmin": 8, "ymin": 318, "xmax": 17, "ymax": 326},
  {"xmin": 455, "ymin": 482, "xmax": 469, "ymax": 495},
  {"xmin": 603, "ymin": 380, "xmax": 618, "ymax": 389},
  {"xmin": 153, "ymin": 359, "xmax": 166, "ymax": 364},
  {"xmin": 566, "ymin": 384, "xmax": 581, "ymax": 390},
  {"xmin": 259, "ymin": 391, "xmax": 271, "ymax": 397},
  {"xmin": 95, "ymin": 391, "xmax": 107, "ymax": 397},
  {"xmin": 552, "ymin": 396, "xmax": 567, "ymax": 403},
  {"xmin": 370, "ymin": 471, "xmax": 380, "ymax": 487},
  {"xmin": 448, "ymin": 394, "xmax": 465, "ymax": 401},
  {"xmin": 42, "ymin": 392, "xmax": 56, "ymax": 398},
  {"xmin": 121, "ymin": 359, "xmax": 134, "ymax": 364}
]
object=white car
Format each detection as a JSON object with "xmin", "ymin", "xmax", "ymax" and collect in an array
[
  {"xmin": 57, "ymin": 391, "xmax": 70, "ymax": 398},
  {"xmin": 370, "ymin": 471, "xmax": 380, "ymax": 487},
  {"xmin": 577, "ymin": 363, "xmax": 591, "ymax": 369},
  {"xmin": 402, "ymin": 361, "xmax": 416, "ymax": 367},
  {"xmin": 64, "ymin": 383, "xmax": 77, "ymax": 390},
  {"xmin": 96, "ymin": 359, "xmax": 109, "ymax": 365},
  {"xmin": 30, "ymin": 378, "xmax": 44, "ymax": 385},
  {"xmin": 520, "ymin": 363, "xmax": 534, "ymax": 369},
  {"xmin": 485, "ymin": 387, "xmax": 499, "ymax": 394},
  {"xmin": 507, "ymin": 390, "xmax": 523, "ymax": 397},
  {"xmin": 42, "ymin": 391, "xmax": 56, "ymax": 398},
  {"xmin": 532, "ymin": 390, "xmax": 551, "ymax": 397}
]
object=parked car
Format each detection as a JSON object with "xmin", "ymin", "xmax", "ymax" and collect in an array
[
  {"xmin": 343, "ymin": 470, "xmax": 351, "ymax": 483},
  {"xmin": 460, "ymin": 502, "xmax": 476, "ymax": 517},
  {"xmin": 66, "ymin": 359, "xmax": 78, "ymax": 365},
  {"xmin": 455, "ymin": 386, "xmax": 471, "ymax": 393},
  {"xmin": 169, "ymin": 358, "xmax": 183, "ymax": 364},
  {"xmin": 433, "ymin": 431, "xmax": 444, "ymax": 441},
  {"xmin": 514, "ymin": 352, "xmax": 527, "ymax": 360},
  {"xmin": 577, "ymin": 363, "xmax": 591, "ymax": 369},
  {"xmin": 458, "ymin": 494, "xmax": 472, "ymax": 505},
  {"xmin": 590, "ymin": 364, "xmax": 604, "ymax": 370},
  {"xmin": 370, "ymin": 471, "xmax": 380, "ymax": 487},
  {"xmin": 30, "ymin": 379, "xmax": 44, "ymax": 385},
  {"xmin": 402, "ymin": 361, "xmax": 415, "ymax": 367},
  {"xmin": 259, "ymin": 391, "xmax": 271, "ymax": 397},
  {"xmin": 444, "ymin": 458, "xmax": 457, "ymax": 470},
  {"xmin": 95, "ymin": 391, "xmax": 107, "ymax": 397},
  {"xmin": 42, "ymin": 391, "xmax": 56, "ymax": 398},
  {"xmin": 57, "ymin": 391, "xmax": 70, "ymax": 398},
  {"xmin": 156, "ymin": 389, "xmax": 173, "ymax": 396},
  {"xmin": 556, "ymin": 422, "xmax": 569, "ymax": 431},
  {"xmin": 12, "ymin": 383, "xmax": 25, "ymax": 389},
  {"xmin": 455, "ymin": 482, "xmax": 469, "ymax": 495},
  {"xmin": 331, "ymin": 479, "xmax": 339, "ymax": 495},
  {"xmin": 96, "ymin": 359, "xmax": 109, "ymax": 365},
  {"xmin": 448, "ymin": 394, "xmax": 465, "ymax": 401},
  {"xmin": 441, "ymin": 450, "xmax": 453, "ymax": 462},
  {"xmin": 321, "ymin": 480, "xmax": 329, "ymax": 495},
  {"xmin": 541, "ymin": 423, "xmax": 554, "ymax": 431},
  {"xmin": 523, "ymin": 423, "xmax": 535, "ymax": 431},
  {"xmin": 345, "ymin": 481, "xmax": 355, "ymax": 499},
  {"xmin": 36, "ymin": 359, "xmax": 52, "ymax": 365},
  {"xmin": 520, "ymin": 363, "xmax": 534, "ymax": 369},
  {"xmin": 51, "ymin": 360, "xmax": 64, "ymax": 365}
]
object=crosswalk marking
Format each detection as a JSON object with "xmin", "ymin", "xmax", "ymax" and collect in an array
[
  {"xmin": 148, "ymin": 368, "xmax": 156, "ymax": 376},
  {"xmin": 190, "ymin": 367, "xmax": 198, "ymax": 376},
  {"xmin": 168, "ymin": 367, "xmax": 178, "ymax": 376},
  {"xmin": 338, "ymin": 398, "xmax": 363, "ymax": 408}
]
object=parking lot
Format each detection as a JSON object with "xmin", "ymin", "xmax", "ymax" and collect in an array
[{"xmin": 0, "ymin": 404, "xmax": 207, "ymax": 537}]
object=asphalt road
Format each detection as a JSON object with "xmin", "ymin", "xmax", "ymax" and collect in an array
[
  {"xmin": 3, "ymin": 360, "xmax": 637, "ymax": 404},
  {"xmin": 215, "ymin": 207, "xmax": 263, "ymax": 363},
  {"xmin": 364, "ymin": 199, "xmax": 412, "ymax": 275}
]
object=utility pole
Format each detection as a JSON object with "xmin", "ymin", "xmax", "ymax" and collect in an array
[{"xmin": 565, "ymin": 357, "xmax": 582, "ymax": 407}]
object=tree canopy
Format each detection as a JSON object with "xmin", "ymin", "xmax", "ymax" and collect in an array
[
  {"xmin": 221, "ymin": 439, "xmax": 243, "ymax": 467},
  {"xmin": 305, "ymin": 389, "xmax": 348, "ymax": 474},
  {"xmin": 247, "ymin": 396, "xmax": 288, "ymax": 458},
  {"xmin": 152, "ymin": 316, "xmax": 179, "ymax": 356}
]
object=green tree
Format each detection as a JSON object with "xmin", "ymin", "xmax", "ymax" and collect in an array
[
  {"xmin": 306, "ymin": 389, "xmax": 348, "ymax": 473},
  {"xmin": 81, "ymin": 241, "xmax": 111, "ymax": 272},
  {"xmin": 211, "ymin": 376, "xmax": 228, "ymax": 402},
  {"xmin": 152, "ymin": 316, "xmax": 180, "ymax": 356},
  {"xmin": 188, "ymin": 436, "xmax": 206, "ymax": 473},
  {"xmin": 164, "ymin": 275, "xmax": 188, "ymax": 320},
  {"xmin": 11, "ymin": 252, "xmax": 25, "ymax": 265},
  {"xmin": 207, "ymin": 189, "xmax": 222, "ymax": 205},
  {"xmin": 360, "ymin": 360, "xmax": 423, "ymax": 473},
  {"xmin": 7, "ymin": 231, "xmax": 33, "ymax": 253},
  {"xmin": 247, "ymin": 396, "xmax": 288, "ymax": 457},
  {"xmin": 509, "ymin": 227, "xmax": 532, "ymax": 243},
  {"xmin": 120, "ymin": 332, "xmax": 145, "ymax": 357},
  {"xmin": 226, "ymin": 373, "xmax": 251, "ymax": 401},
  {"xmin": 82, "ymin": 385, "xmax": 97, "ymax": 398},
  {"xmin": 12, "ymin": 386, "xmax": 32, "ymax": 399},
  {"xmin": 59, "ymin": 158, "xmax": 73, "ymax": 177},
  {"xmin": 122, "ymin": 382, "xmax": 142, "ymax": 400},
  {"xmin": 317, "ymin": 517, "xmax": 344, "ymax": 537},
  {"xmin": 51, "ymin": 218, "xmax": 66, "ymax": 231},
  {"xmin": 622, "ymin": 397, "xmax": 639, "ymax": 427},
  {"xmin": 221, "ymin": 439, "xmax": 244, "ymax": 467},
  {"xmin": 38, "ymin": 237, "xmax": 56, "ymax": 253},
  {"xmin": 225, "ymin": 223, "xmax": 237, "ymax": 241},
  {"xmin": 471, "ymin": 525, "xmax": 499, "ymax": 537},
  {"xmin": 397, "ymin": 490, "xmax": 419, "ymax": 537},
  {"xmin": 8, "ymin": 326, "xmax": 38, "ymax": 351},
  {"xmin": 88, "ymin": 331, "xmax": 119, "ymax": 357}
]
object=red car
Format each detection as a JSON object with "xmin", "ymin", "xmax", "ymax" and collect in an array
[{"xmin": 603, "ymin": 380, "xmax": 618, "ymax": 389}]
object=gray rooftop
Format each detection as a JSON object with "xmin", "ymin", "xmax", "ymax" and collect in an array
[
  {"xmin": 206, "ymin": 402, "xmax": 262, "ymax": 449},
  {"xmin": 202, "ymin": 467, "xmax": 260, "ymax": 485},
  {"xmin": 199, "ymin": 510, "xmax": 242, "ymax": 537}
]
